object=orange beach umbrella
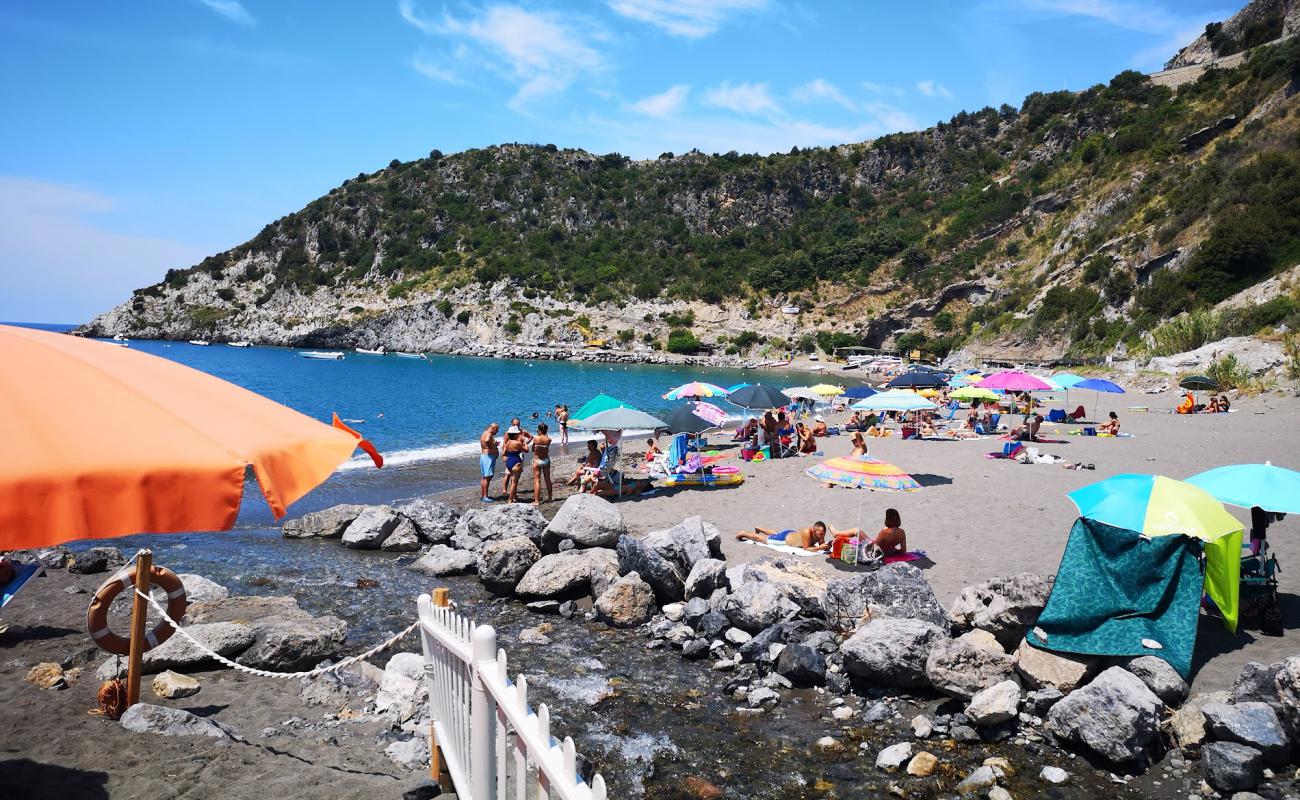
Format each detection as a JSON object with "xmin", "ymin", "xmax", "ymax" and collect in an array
[{"xmin": 0, "ymin": 325, "xmax": 382, "ymax": 550}]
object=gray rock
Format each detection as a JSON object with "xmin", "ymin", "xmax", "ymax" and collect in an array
[
  {"xmin": 1015, "ymin": 639, "xmax": 1096, "ymax": 693},
  {"xmin": 543, "ymin": 494, "xmax": 626, "ymax": 549},
  {"xmin": 387, "ymin": 737, "xmax": 430, "ymax": 770},
  {"xmin": 394, "ymin": 497, "xmax": 458, "ymax": 543},
  {"xmin": 375, "ymin": 652, "xmax": 427, "ymax": 721},
  {"xmin": 516, "ymin": 548, "xmax": 619, "ymax": 599},
  {"xmin": 1232, "ymin": 661, "xmax": 1284, "ymax": 716},
  {"xmin": 925, "ymin": 635, "xmax": 1017, "ymax": 700},
  {"xmin": 696, "ymin": 611, "xmax": 729, "ymax": 639},
  {"xmin": 1202, "ymin": 742, "xmax": 1263, "ymax": 793},
  {"xmin": 237, "ymin": 613, "xmax": 348, "ymax": 672},
  {"xmin": 966, "ymin": 680, "xmax": 1021, "ymax": 726},
  {"xmin": 134, "ymin": 622, "xmax": 256, "ymax": 674},
  {"xmin": 341, "ymin": 505, "xmax": 402, "ymax": 549},
  {"xmin": 684, "ymin": 558, "xmax": 729, "ymax": 600},
  {"xmin": 1045, "ymin": 667, "xmax": 1162, "ymax": 765},
  {"xmin": 455, "ymin": 503, "xmax": 547, "ymax": 548},
  {"xmin": 955, "ymin": 765, "xmax": 998, "ymax": 794},
  {"xmin": 594, "ymin": 572, "xmax": 657, "ymax": 628},
  {"xmin": 298, "ymin": 668, "xmax": 375, "ymax": 708},
  {"xmin": 36, "ymin": 547, "xmax": 71, "ymax": 568},
  {"xmin": 1039, "ymin": 765, "xmax": 1069, "ymax": 785},
  {"xmin": 642, "ymin": 516, "xmax": 722, "ymax": 573},
  {"xmin": 682, "ymin": 596, "xmax": 709, "ymax": 622},
  {"xmin": 68, "ymin": 546, "xmax": 126, "ymax": 575},
  {"xmin": 526, "ymin": 600, "xmax": 560, "ymax": 615},
  {"xmin": 120, "ymin": 703, "xmax": 229, "ymax": 738},
  {"xmin": 558, "ymin": 538, "xmax": 575, "ymax": 552},
  {"xmin": 724, "ymin": 627, "xmax": 752, "ymax": 645},
  {"xmin": 737, "ymin": 624, "xmax": 788, "ymax": 665},
  {"xmin": 719, "ymin": 581, "xmax": 800, "ymax": 633},
  {"xmin": 1126, "ymin": 655, "xmax": 1188, "ymax": 707},
  {"xmin": 1202, "ymin": 702, "xmax": 1291, "ymax": 765},
  {"xmin": 151, "ymin": 670, "xmax": 201, "ymax": 699},
  {"xmin": 1026, "ymin": 687, "xmax": 1064, "ymax": 715},
  {"xmin": 875, "ymin": 741, "xmax": 912, "ymax": 771},
  {"xmin": 681, "ymin": 639, "xmax": 710, "ymax": 660},
  {"xmin": 747, "ymin": 687, "xmax": 780, "ymax": 707},
  {"xmin": 775, "ymin": 644, "xmax": 826, "ymax": 687},
  {"xmin": 911, "ymin": 715, "xmax": 932, "ymax": 738},
  {"xmin": 380, "ymin": 518, "xmax": 423, "ymax": 552},
  {"xmin": 616, "ymin": 535, "xmax": 685, "ymax": 604},
  {"xmin": 822, "ymin": 564, "xmax": 947, "ymax": 631},
  {"xmin": 1170, "ymin": 700, "xmax": 1209, "ymax": 754},
  {"xmin": 177, "ymin": 574, "xmax": 230, "ymax": 604},
  {"xmin": 840, "ymin": 619, "xmax": 946, "ymax": 688},
  {"xmin": 739, "ymin": 558, "xmax": 830, "ymax": 618},
  {"xmin": 948, "ymin": 572, "xmax": 1053, "ymax": 650},
  {"xmin": 1275, "ymin": 656, "xmax": 1300, "ymax": 737},
  {"xmin": 410, "ymin": 544, "xmax": 478, "ymax": 577},
  {"xmin": 477, "ymin": 537, "xmax": 541, "ymax": 594},
  {"xmin": 450, "ymin": 532, "xmax": 484, "ymax": 552},
  {"xmin": 282, "ymin": 504, "xmax": 367, "ymax": 539}
]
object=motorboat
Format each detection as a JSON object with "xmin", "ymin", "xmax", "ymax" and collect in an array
[
  {"xmin": 112, "ymin": 334, "xmax": 127, "ymax": 342},
  {"xmin": 188, "ymin": 340, "xmax": 210, "ymax": 346},
  {"xmin": 393, "ymin": 352, "xmax": 426, "ymax": 359},
  {"xmin": 300, "ymin": 351, "xmax": 345, "ymax": 360},
  {"xmin": 228, "ymin": 341, "xmax": 252, "ymax": 348},
  {"xmin": 356, "ymin": 347, "xmax": 386, "ymax": 355}
]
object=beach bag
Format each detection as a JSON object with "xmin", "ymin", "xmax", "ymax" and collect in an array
[
  {"xmin": 840, "ymin": 539, "xmax": 859, "ymax": 564},
  {"xmin": 740, "ymin": 448, "xmax": 757, "ymax": 461},
  {"xmin": 1083, "ymin": 427, "xmax": 1097, "ymax": 436},
  {"xmin": 831, "ymin": 533, "xmax": 854, "ymax": 560}
]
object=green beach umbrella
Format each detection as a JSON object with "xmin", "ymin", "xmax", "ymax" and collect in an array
[{"xmin": 572, "ymin": 393, "xmax": 632, "ymax": 421}]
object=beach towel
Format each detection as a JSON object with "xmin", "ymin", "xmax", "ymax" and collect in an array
[
  {"xmin": 2, "ymin": 562, "xmax": 43, "ymax": 607},
  {"xmin": 744, "ymin": 539, "xmax": 823, "ymax": 557},
  {"xmin": 986, "ymin": 442, "xmax": 1024, "ymax": 459},
  {"xmin": 883, "ymin": 550, "xmax": 927, "ymax": 564},
  {"xmin": 1027, "ymin": 517, "xmax": 1203, "ymax": 678}
]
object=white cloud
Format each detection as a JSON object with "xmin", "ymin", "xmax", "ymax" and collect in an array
[
  {"xmin": 606, "ymin": 0, "xmax": 767, "ymax": 38},
  {"xmin": 0, "ymin": 177, "xmax": 210, "ymax": 323},
  {"xmin": 410, "ymin": 54, "xmax": 460, "ymax": 84},
  {"xmin": 399, "ymin": 2, "xmax": 605, "ymax": 110},
  {"xmin": 629, "ymin": 84, "xmax": 690, "ymax": 117},
  {"xmin": 703, "ymin": 81, "xmax": 781, "ymax": 116},
  {"xmin": 861, "ymin": 80, "xmax": 904, "ymax": 97},
  {"xmin": 197, "ymin": 0, "xmax": 255, "ymax": 26},
  {"xmin": 916, "ymin": 79, "xmax": 954, "ymax": 98},
  {"xmin": 791, "ymin": 78, "xmax": 856, "ymax": 111}
]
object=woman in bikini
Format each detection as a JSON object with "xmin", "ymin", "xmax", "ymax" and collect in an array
[
  {"xmin": 872, "ymin": 508, "xmax": 907, "ymax": 558},
  {"xmin": 531, "ymin": 423, "xmax": 553, "ymax": 505},
  {"xmin": 1098, "ymin": 411, "xmax": 1121, "ymax": 435},
  {"xmin": 502, "ymin": 427, "xmax": 527, "ymax": 503}
]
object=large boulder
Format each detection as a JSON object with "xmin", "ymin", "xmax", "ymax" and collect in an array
[
  {"xmin": 719, "ymin": 581, "xmax": 800, "ymax": 633},
  {"xmin": 1232, "ymin": 661, "xmax": 1285, "ymax": 718},
  {"xmin": 477, "ymin": 537, "xmax": 541, "ymax": 595},
  {"xmin": 380, "ymin": 518, "xmax": 423, "ymax": 552},
  {"xmin": 642, "ymin": 516, "xmax": 723, "ymax": 573},
  {"xmin": 616, "ymin": 535, "xmax": 685, "ymax": 604},
  {"xmin": 925, "ymin": 633, "xmax": 1017, "ymax": 700},
  {"xmin": 1045, "ymin": 667, "xmax": 1162, "ymax": 765},
  {"xmin": 516, "ymin": 549, "xmax": 618, "ymax": 599},
  {"xmin": 822, "ymin": 564, "xmax": 947, "ymax": 632},
  {"xmin": 124, "ymin": 622, "xmax": 256, "ymax": 675},
  {"xmin": 120, "ymin": 703, "xmax": 230, "ymax": 738},
  {"xmin": 739, "ymin": 558, "xmax": 830, "ymax": 618},
  {"xmin": 177, "ymin": 574, "xmax": 230, "ymax": 604},
  {"xmin": 594, "ymin": 572, "xmax": 657, "ymax": 628},
  {"xmin": 840, "ymin": 619, "xmax": 946, "ymax": 688},
  {"xmin": 1125, "ymin": 655, "xmax": 1189, "ymax": 707},
  {"xmin": 543, "ymin": 494, "xmax": 626, "ymax": 549},
  {"xmin": 948, "ymin": 573, "xmax": 1053, "ymax": 650},
  {"xmin": 341, "ymin": 505, "xmax": 402, "ymax": 549},
  {"xmin": 394, "ymin": 497, "xmax": 459, "ymax": 544},
  {"xmin": 684, "ymin": 558, "xmax": 729, "ymax": 600},
  {"xmin": 1015, "ymin": 639, "xmax": 1096, "ymax": 693},
  {"xmin": 1272, "ymin": 656, "xmax": 1300, "ymax": 736},
  {"xmin": 410, "ymin": 545, "xmax": 478, "ymax": 577},
  {"xmin": 374, "ymin": 652, "xmax": 428, "ymax": 722},
  {"xmin": 237, "ymin": 613, "xmax": 348, "ymax": 672},
  {"xmin": 1202, "ymin": 742, "xmax": 1264, "ymax": 794},
  {"xmin": 455, "ymin": 504, "xmax": 547, "ymax": 550},
  {"xmin": 1202, "ymin": 702, "xmax": 1291, "ymax": 765},
  {"xmin": 282, "ymin": 504, "xmax": 367, "ymax": 539},
  {"xmin": 68, "ymin": 546, "xmax": 126, "ymax": 575},
  {"xmin": 966, "ymin": 680, "xmax": 1021, "ymax": 726}
]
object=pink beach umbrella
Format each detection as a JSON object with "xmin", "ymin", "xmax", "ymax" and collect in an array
[{"xmin": 975, "ymin": 370, "xmax": 1053, "ymax": 392}]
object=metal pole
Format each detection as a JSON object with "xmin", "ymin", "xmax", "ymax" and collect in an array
[
  {"xmin": 470, "ymin": 624, "xmax": 497, "ymax": 799},
  {"xmin": 125, "ymin": 549, "xmax": 153, "ymax": 708}
]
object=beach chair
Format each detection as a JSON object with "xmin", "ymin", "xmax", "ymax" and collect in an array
[
  {"xmin": 582, "ymin": 442, "xmax": 623, "ymax": 496},
  {"xmin": 942, "ymin": 401, "xmax": 960, "ymax": 421},
  {"xmin": 1239, "ymin": 539, "xmax": 1282, "ymax": 635}
]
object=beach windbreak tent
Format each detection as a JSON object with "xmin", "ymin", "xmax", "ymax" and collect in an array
[{"xmin": 0, "ymin": 324, "xmax": 382, "ymax": 551}]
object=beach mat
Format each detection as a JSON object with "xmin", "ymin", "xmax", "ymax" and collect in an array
[
  {"xmin": 883, "ymin": 550, "xmax": 927, "ymax": 564},
  {"xmin": 743, "ymin": 540, "xmax": 823, "ymax": 557},
  {"xmin": 2, "ymin": 563, "xmax": 44, "ymax": 608}
]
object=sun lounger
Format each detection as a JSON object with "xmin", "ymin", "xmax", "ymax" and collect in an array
[{"xmin": 2, "ymin": 562, "xmax": 43, "ymax": 608}]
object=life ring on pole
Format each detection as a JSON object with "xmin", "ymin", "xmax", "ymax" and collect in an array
[{"xmin": 86, "ymin": 566, "xmax": 188, "ymax": 656}]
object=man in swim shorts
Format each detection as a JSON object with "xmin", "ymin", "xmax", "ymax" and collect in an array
[
  {"xmin": 734, "ymin": 521, "xmax": 836, "ymax": 553},
  {"xmin": 480, "ymin": 422, "xmax": 500, "ymax": 502}
]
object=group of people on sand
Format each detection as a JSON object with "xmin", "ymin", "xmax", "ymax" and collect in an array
[
  {"xmin": 735, "ymin": 508, "xmax": 908, "ymax": 558},
  {"xmin": 479, "ymin": 418, "xmax": 554, "ymax": 505},
  {"xmin": 1178, "ymin": 393, "xmax": 1232, "ymax": 414},
  {"xmin": 732, "ymin": 410, "xmax": 826, "ymax": 457}
]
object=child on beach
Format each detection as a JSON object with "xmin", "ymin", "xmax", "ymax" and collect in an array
[{"xmin": 644, "ymin": 438, "xmax": 661, "ymax": 462}]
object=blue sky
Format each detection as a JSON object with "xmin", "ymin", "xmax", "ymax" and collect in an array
[{"xmin": 0, "ymin": 0, "xmax": 1231, "ymax": 323}]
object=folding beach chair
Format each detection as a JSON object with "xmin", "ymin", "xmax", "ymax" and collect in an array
[{"xmin": 1239, "ymin": 539, "xmax": 1282, "ymax": 635}]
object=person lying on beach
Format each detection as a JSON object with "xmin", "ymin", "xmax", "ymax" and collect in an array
[
  {"xmin": 566, "ymin": 440, "xmax": 602, "ymax": 486},
  {"xmin": 812, "ymin": 416, "xmax": 829, "ymax": 436},
  {"xmin": 920, "ymin": 420, "xmax": 938, "ymax": 437},
  {"xmin": 735, "ymin": 521, "xmax": 836, "ymax": 552},
  {"xmin": 1098, "ymin": 411, "xmax": 1120, "ymax": 435}
]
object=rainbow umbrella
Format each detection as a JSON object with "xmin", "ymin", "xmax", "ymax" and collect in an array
[
  {"xmin": 663, "ymin": 381, "xmax": 729, "ymax": 400},
  {"xmin": 1068, "ymin": 474, "xmax": 1242, "ymax": 542},
  {"xmin": 806, "ymin": 455, "xmax": 922, "ymax": 492}
]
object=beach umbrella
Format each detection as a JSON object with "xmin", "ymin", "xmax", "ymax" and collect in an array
[
  {"xmin": 1074, "ymin": 377, "xmax": 1125, "ymax": 419},
  {"xmin": 851, "ymin": 390, "xmax": 938, "ymax": 413},
  {"xmin": 662, "ymin": 405, "xmax": 715, "ymax": 434},
  {"xmin": 947, "ymin": 374, "xmax": 975, "ymax": 387},
  {"xmin": 806, "ymin": 455, "xmax": 922, "ymax": 492},
  {"xmin": 0, "ymin": 324, "xmax": 382, "ymax": 550},
  {"xmin": 1179, "ymin": 375, "xmax": 1220, "ymax": 391},
  {"xmin": 570, "ymin": 406, "xmax": 667, "ymax": 431},
  {"xmin": 950, "ymin": 386, "xmax": 1000, "ymax": 402},
  {"xmin": 726, "ymin": 382, "xmax": 752, "ymax": 393},
  {"xmin": 1053, "ymin": 373, "xmax": 1087, "ymax": 388},
  {"xmin": 663, "ymin": 381, "xmax": 729, "ymax": 401},
  {"xmin": 691, "ymin": 401, "xmax": 729, "ymax": 427},
  {"xmin": 1068, "ymin": 474, "xmax": 1243, "ymax": 542},
  {"xmin": 1186, "ymin": 462, "xmax": 1300, "ymax": 515},
  {"xmin": 728, "ymin": 383, "xmax": 790, "ymax": 409},
  {"xmin": 887, "ymin": 371, "xmax": 947, "ymax": 389},
  {"xmin": 809, "ymin": 383, "xmax": 845, "ymax": 397},
  {"xmin": 842, "ymin": 386, "xmax": 878, "ymax": 399},
  {"xmin": 976, "ymin": 370, "xmax": 1053, "ymax": 392},
  {"xmin": 572, "ymin": 393, "xmax": 631, "ymax": 421},
  {"xmin": 782, "ymin": 386, "xmax": 821, "ymax": 400}
]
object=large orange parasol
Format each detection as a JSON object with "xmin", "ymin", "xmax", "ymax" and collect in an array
[{"xmin": 0, "ymin": 325, "xmax": 382, "ymax": 550}]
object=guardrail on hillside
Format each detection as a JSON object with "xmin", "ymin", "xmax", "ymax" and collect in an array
[{"xmin": 417, "ymin": 593, "xmax": 607, "ymax": 800}]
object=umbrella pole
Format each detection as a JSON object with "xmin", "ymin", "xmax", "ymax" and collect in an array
[{"xmin": 125, "ymin": 548, "xmax": 153, "ymax": 709}]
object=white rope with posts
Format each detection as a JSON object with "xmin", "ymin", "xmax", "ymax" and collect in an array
[{"xmin": 132, "ymin": 587, "xmax": 419, "ymax": 680}]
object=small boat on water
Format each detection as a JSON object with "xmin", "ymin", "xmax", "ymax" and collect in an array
[
  {"xmin": 228, "ymin": 341, "xmax": 252, "ymax": 348},
  {"xmin": 356, "ymin": 347, "xmax": 386, "ymax": 355},
  {"xmin": 393, "ymin": 352, "xmax": 426, "ymax": 359},
  {"xmin": 112, "ymin": 334, "xmax": 128, "ymax": 342},
  {"xmin": 188, "ymin": 340, "xmax": 210, "ymax": 346},
  {"xmin": 300, "ymin": 350, "xmax": 345, "ymax": 360}
]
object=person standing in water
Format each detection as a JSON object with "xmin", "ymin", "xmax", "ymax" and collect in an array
[
  {"xmin": 532, "ymin": 422, "xmax": 554, "ymax": 505},
  {"xmin": 556, "ymin": 404, "xmax": 570, "ymax": 445},
  {"xmin": 479, "ymin": 422, "xmax": 500, "ymax": 502}
]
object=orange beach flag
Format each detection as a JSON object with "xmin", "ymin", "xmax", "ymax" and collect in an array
[{"xmin": 0, "ymin": 325, "xmax": 381, "ymax": 550}]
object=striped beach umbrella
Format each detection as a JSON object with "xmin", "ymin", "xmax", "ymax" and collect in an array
[
  {"xmin": 663, "ymin": 381, "xmax": 729, "ymax": 400},
  {"xmin": 806, "ymin": 455, "xmax": 922, "ymax": 492}
]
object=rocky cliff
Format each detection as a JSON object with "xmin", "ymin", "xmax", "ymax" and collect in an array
[
  {"xmin": 82, "ymin": 15, "xmax": 1300, "ymax": 365},
  {"xmin": 1167, "ymin": 0, "xmax": 1299, "ymax": 69}
]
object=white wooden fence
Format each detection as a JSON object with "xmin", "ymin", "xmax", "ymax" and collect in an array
[{"xmin": 417, "ymin": 593, "xmax": 608, "ymax": 800}]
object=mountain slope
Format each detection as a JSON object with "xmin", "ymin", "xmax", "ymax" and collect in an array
[{"xmin": 83, "ymin": 30, "xmax": 1300, "ymax": 365}]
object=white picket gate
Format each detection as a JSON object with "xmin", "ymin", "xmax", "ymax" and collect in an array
[{"xmin": 417, "ymin": 593, "xmax": 607, "ymax": 800}]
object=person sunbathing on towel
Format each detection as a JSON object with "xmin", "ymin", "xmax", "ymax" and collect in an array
[
  {"xmin": 735, "ymin": 521, "xmax": 836, "ymax": 553},
  {"xmin": 1098, "ymin": 411, "xmax": 1120, "ymax": 435}
]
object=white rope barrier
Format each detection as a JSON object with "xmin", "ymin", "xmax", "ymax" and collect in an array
[{"xmin": 133, "ymin": 588, "xmax": 418, "ymax": 680}]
